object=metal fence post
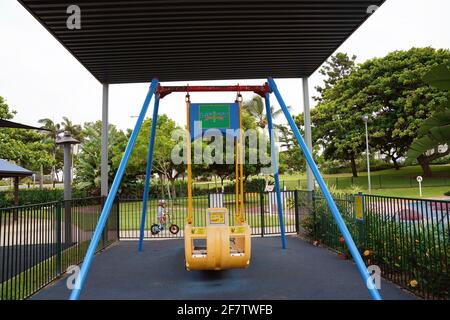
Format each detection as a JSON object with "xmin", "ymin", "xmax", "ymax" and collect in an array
[
  {"xmin": 294, "ymin": 190, "xmax": 300, "ymax": 234},
  {"xmin": 56, "ymin": 202, "xmax": 62, "ymax": 275},
  {"xmin": 116, "ymin": 196, "xmax": 120, "ymax": 241},
  {"xmin": 259, "ymin": 192, "xmax": 265, "ymax": 237},
  {"xmin": 312, "ymin": 190, "xmax": 317, "ymax": 240},
  {"xmin": 356, "ymin": 193, "xmax": 365, "ymax": 248}
]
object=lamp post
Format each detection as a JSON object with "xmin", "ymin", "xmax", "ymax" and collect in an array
[
  {"xmin": 362, "ymin": 115, "xmax": 371, "ymax": 193},
  {"xmin": 56, "ymin": 131, "xmax": 80, "ymax": 245}
]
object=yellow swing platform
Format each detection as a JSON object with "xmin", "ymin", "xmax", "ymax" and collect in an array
[{"xmin": 184, "ymin": 94, "xmax": 251, "ymax": 271}]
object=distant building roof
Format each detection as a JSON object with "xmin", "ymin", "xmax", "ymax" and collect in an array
[{"xmin": 0, "ymin": 159, "xmax": 33, "ymax": 178}]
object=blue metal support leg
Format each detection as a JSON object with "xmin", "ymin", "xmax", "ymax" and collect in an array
[
  {"xmin": 264, "ymin": 93, "xmax": 286, "ymax": 249},
  {"xmin": 69, "ymin": 79, "xmax": 159, "ymax": 300},
  {"xmin": 267, "ymin": 77, "xmax": 382, "ymax": 300},
  {"xmin": 138, "ymin": 95, "xmax": 160, "ymax": 252}
]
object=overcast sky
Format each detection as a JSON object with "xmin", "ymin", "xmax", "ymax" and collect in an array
[{"xmin": 1, "ymin": 0, "xmax": 449, "ymax": 131}]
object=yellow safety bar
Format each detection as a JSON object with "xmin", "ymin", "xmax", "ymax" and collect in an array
[
  {"xmin": 238, "ymin": 97, "xmax": 245, "ymax": 223},
  {"xmin": 186, "ymin": 95, "xmax": 193, "ymax": 224},
  {"xmin": 235, "ymin": 139, "xmax": 239, "ymax": 223}
]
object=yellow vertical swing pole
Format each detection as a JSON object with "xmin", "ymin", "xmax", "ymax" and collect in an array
[
  {"xmin": 238, "ymin": 98, "xmax": 245, "ymax": 223},
  {"xmin": 235, "ymin": 139, "xmax": 239, "ymax": 224},
  {"xmin": 186, "ymin": 95, "xmax": 193, "ymax": 224}
]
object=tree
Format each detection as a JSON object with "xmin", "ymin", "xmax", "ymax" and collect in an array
[
  {"xmin": 312, "ymin": 48, "xmax": 450, "ymax": 176},
  {"xmin": 38, "ymin": 118, "xmax": 63, "ymax": 185},
  {"xmin": 151, "ymin": 115, "xmax": 185, "ymax": 199},
  {"xmin": 0, "ymin": 97, "xmax": 53, "ymax": 176},
  {"xmin": 0, "ymin": 96, "xmax": 15, "ymax": 120},
  {"xmin": 61, "ymin": 116, "xmax": 83, "ymax": 141},
  {"xmin": 0, "ymin": 127, "xmax": 53, "ymax": 173},
  {"xmin": 310, "ymin": 53, "xmax": 362, "ymax": 176},
  {"xmin": 195, "ymin": 109, "xmax": 270, "ymax": 189},
  {"xmin": 313, "ymin": 52, "xmax": 357, "ymax": 102},
  {"xmin": 125, "ymin": 115, "xmax": 185, "ymax": 199},
  {"xmin": 310, "ymin": 100, "xmax": 365, "ymax": 177},
  {"xmin": 74, "ymin": 121, "xmax": 127, "ymax": 194},
  {"xmin": 244, "ymin": 95, "xmax": 292, "ymax": 129}
]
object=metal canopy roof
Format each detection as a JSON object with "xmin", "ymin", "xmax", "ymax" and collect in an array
[
  {"xmin": 0, "ymin": 159, "xmax": 33, "ymax": 178},
  {"xmin": 18, "ymin": 0, "xmax": 385, "ymax": 84},
  {"xmin": 0, "ymin": 119, "xmax": 50, "ymax": 131}
]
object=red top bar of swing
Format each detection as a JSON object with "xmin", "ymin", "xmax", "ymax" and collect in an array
[{"xmin": 157, "ymin": 83, "xmax": 270, "ymax": 99}]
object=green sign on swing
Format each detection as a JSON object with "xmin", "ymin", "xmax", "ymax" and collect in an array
[{"xmin": 198, "ymin": 104, "xmax": 231, "ymax": 129}]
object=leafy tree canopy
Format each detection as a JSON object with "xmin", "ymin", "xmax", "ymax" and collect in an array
[
  {"xmin": 75, "ymin": 121, "xmax": 127, "ymax": 193},
  {"xmin": 312, "ymin": 48, "xmax": 450, "ymax": 176}
]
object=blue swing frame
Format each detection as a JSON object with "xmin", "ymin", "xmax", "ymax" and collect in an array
[{"xmin": 69, "ymin": 78, "xmax": 382, "ymax": 301}]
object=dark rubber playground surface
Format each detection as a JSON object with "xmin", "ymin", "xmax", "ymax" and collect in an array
[{"xmin": 32, "ymin": 236, "xmax": 415, "ymax": 300}]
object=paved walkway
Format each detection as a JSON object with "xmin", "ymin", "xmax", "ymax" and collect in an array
[{"xmin": 32, "ymin": 236, "xmax": 415, "ymax": 300}]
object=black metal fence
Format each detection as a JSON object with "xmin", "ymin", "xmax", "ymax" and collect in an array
[
  {"xmin": 1, "ymin": 190, "xmax": 448, "ymax": 300},
  {"xmin": 119, "ymin": 191, "xmax": 298, "ymax": 239},
  {"xmin": 304, "ymin": 192, "xmax": 449, "ymax": 300},
  {"xmin": 0, "ymin": 197, "xmax": 118, "ymax": 300}
]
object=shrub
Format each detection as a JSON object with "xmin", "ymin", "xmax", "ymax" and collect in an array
[
  {"xmin": 302, "ymin": 192, "xmax": 450, "ymax": 299},
  {"xmin": 0, "ymin": 188, "xmax": 89, "ymax": 208}
]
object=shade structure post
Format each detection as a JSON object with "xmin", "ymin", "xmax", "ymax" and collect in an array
[
  {"xmin": 302, "ymin": 78, "xmax": 314, "ymax": 192},
  {"xmin": 267, "ymin": 77, "xmax": 382, "ymax": 300},
  {"xmin": 264, "ymin": 93, "xmax": 286, "ymax": 249},
  {"xmin": 138, "ymin": 95, "xmax": 160, "ymax": 252},
  {"xmin": 101, "ymin": 83, "xmax": 109, "ymax": 197},
  {"xmin": 69, "ymin": 79, "xmax": 159, "ymax": 300},
  {"xmin": 13, "ymin": 176, "xmax": 19, "ymax": 206}
]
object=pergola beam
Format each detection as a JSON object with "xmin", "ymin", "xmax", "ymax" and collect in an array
[{"xmin": 157, "ymin": 83, "xmax": 270, "ymax": 98}]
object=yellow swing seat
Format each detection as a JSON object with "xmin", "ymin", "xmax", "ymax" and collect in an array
[
  {"xmin": 184, "ymin": 208, "xmax": 251, "ymax": 271},
  {"xmin": 184, "ymin": 97, "xmax": 250, "ymax": 271}
]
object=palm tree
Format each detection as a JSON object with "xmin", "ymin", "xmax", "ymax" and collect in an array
[
  {"xmin": 244, "ymin": 96, "xmax": 292, "ymax": 130},
  {"xmin": 60, "ymin": 117, "xmax": 83, "ymax": 183},
  {"xmin": 407, "ymin": 63, "xmax": 450, "ymax": 176},
  {"xmin": 61, "ymin": 116, "xmax": 82, "ymax": 141},
  {"xmin": 245, "ymin": 96, "xmax": 266, "ymax": 128},
  {"xmin": 38, "ymin": 118, "xmax": 61, "ymax": 187},
  {"xmin": 277, "ymin": 124, "xmax": 294, "ymax": 150}
]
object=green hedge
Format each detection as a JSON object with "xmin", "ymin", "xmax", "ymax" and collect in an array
[
  {"xmin": 118, "ymin": 178, "xmax": 269, "ymax": 199},
  {"xmin": 0, "ymin": 188, "xmax": 89, "ymax": 208}
]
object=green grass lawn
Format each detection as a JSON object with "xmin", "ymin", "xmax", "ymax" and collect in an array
[
  {"xmin": 279, "ymin": 164, "xmax": 450, "ymax": 198},
  {"xmin": 279, "ymin": 164, "xmax": 450, "ymax": 180},
  {"xmin": 193, "ymin": 165, "xmax": 449, "ymax": 198},
  {"xmin": 366, "ymin": 186, "xmax": 450, "ymax": 199},
  {"xmin": 118, "ymin": 198, "xmax": 294, "ymax": 230}
]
